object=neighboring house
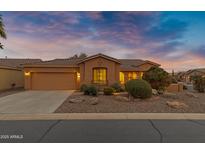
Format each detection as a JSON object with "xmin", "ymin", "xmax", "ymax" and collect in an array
[
  {"xmin": 0, "ymin": 58, "xmax": 42, "ymax": 91},
  {"xmin": 23, "ymin": 53, "xmax": 160, "ymax": 90},
  {"xmin": 181, "ymin": 68, "xmax": 205, "ymax": 83},
  {"xmin": 175, "ymin": 71, "xmax": 186, "ymax": 81}
]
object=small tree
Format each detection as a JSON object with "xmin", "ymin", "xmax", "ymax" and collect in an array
[
  {"xmin": 192, "ymin": 75, "xmax": 205, "ymax": 93},
  {"xmin": 0, "ymin": 15, "xmax": 7, "ymax": 49},
  {"xmin": 68, "ymin": 53, "xmax": 87, "ymax": 59},
  {"xmin": 143, "ymin": 67, "xmax": 171, "ymax": 91},
  {"xmin": 78, "ymin": 53, "xmax": 87, "ymax": 59},
  {"xmin": 0, "ymin": 43, "xmax": 3, "ymax": 49}
]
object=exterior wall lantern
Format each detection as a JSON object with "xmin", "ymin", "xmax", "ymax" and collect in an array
[{"xmin": 24, "ymin": 72, "xmax": 30, "ymax": 76}]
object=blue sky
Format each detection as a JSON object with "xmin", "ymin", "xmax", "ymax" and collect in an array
[{"xmin": 0, "ymin": 11, "xmax": 205, "ymax": 72}]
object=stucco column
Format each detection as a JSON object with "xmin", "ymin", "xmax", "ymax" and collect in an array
[{"xmin": 24, "ymin": 73, "xmax": 31, "ymax": 90}]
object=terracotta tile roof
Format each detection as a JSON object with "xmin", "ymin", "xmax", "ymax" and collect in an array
[
  {"xmin": 119, "ymin": 59, "xmax": 145, "ymax": 65},
  {"xmin": 24, "ymin": 58, "xmax": 83, "ymax": 67},
  {"xmin": 196, "ymin": 68, "xmax": 205, "ymax": 73},
  {"xmin": 77, "ymin": 53, "xmax": 121, "ymax": 64},
  {"xmin": 185, "ymin": 68, "xmax": 205, "ymax": 75},
  {"xmin": 24, "ymin": 53, "xmax": 121, "ymax": 67},
  {"xmin": 176, "ymin": 71, "xmax": 186, "ymax": 77},
  {"xmin": 119, "ymin": 59, "xmax": 160, "ymax": 71},
  {"xmin": 21, "ymin": 53, "xmax": 160, "ymax": 72},
  {"xmin": 0, "ymin": 58, "xmax": 42, "ymax": 69}
]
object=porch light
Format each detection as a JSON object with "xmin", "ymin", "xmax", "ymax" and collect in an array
[
  {"xmin": 77, "ymin": 72, "xmax": 80, "ymax": 78},
  {"xmin": 24, "ymin": 72, "xmax": 30, "ymax": 76}
]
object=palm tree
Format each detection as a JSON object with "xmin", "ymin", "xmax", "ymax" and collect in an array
[{"xmin": 0, "ymin": 15, "xmax": 6, "ymax": 49}]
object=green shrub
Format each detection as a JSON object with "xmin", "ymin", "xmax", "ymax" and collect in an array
[
  {"xmin": 84, "ymin": 85, "xmax": 98, "ymax": 96},
  {"xmin": 110, "ymin": 82, "xmax": 124, "ymax": 92},
  {"xmin": 143, "ymin": 66, "xmax": 171, "ymax": 91},
  {"xmin": 103, "ymin": 87, "xmax": 114, "ymax": 95},
  {"xmin": 125, "ymin": 79, "xmax": 152, "ymax": 99},
  {"xmin": 192, "ymin": 76, "xmax": 205, "ymax": 93},
  {"xmin": 171, "ymin": 77, "xmax": 178, "ymax": 84},
  {"xmin": 80, "ymin": 84, "xmax": 88, "ymax": 92}
]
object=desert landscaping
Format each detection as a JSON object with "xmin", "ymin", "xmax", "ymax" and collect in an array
[
  {"xmin": 55, "ymin": 66, "xmax": 205, "ymax": 113},
  {"xmin": 55, "ymin": 90, "xmax": 205, "ymax": 113}
]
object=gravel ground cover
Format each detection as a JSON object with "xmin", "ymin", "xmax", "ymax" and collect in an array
[{"xmin": 55, "ymin": 91, "xmax": 205, "ymax": 113}]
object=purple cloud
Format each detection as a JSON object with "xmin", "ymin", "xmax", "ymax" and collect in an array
[{"xmin": 0, "ymin": 11, "xmax": 205, "ymax": 72}]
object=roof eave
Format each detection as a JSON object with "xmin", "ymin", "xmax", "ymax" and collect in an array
[
  {"xmin": 0, "ymin": 65, "xmax": 22, "ymax": 71},
  {"xmin": 23, "ymin": 65, "xmax": 79, "ymax": 68}
]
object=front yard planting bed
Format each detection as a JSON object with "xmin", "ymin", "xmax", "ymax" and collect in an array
[{"xmin": 55, "ymin": 91, "xmax": 205, "ymax": 113}]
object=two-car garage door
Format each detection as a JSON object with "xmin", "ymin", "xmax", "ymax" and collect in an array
[{"xmin": 31, "ymin": 72, "xmax": 77, "ymax": 90}]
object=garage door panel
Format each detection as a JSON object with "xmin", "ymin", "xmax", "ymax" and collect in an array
[{"xmin": 31, "ymin": 72, "xmax": 76, "ymax": 90}]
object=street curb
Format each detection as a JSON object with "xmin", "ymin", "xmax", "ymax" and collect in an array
[{"xmin": 0, "ymin": 113, "xmax": 205, "ymax": 120}]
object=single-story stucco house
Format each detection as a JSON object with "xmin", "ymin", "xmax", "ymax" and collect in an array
[
  {"xmin": 0, "ymin": 58, "xmax": 42, "ymax": 91},
  {"xmin": 23, "ymin": 53, "xmax": 160, "ymax": 90},
  {"xmin": 180, "ymin": 68, "xmax": 205, "ymax": 83}
]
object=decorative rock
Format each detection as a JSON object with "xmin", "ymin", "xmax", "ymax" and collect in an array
[
  {"xmin": 133, "ymin": 98, "xmax": 141, "ymax": 102},
  {"xmin": 166, "ymin": 101, "xmax": 188, "ymax": 109},
  {"xmin": 69, "ymin": 98, "xmax": 84, "ymax": 103},
  {"xmin": 158, "ymin": 90, "xmax": 164, "ymax": 95},
  {"xmin": 98, "ymin": 91, "xmax": 104, "ymax": 95},
  {"xmin": 185, "ymin": 92, "xmax": 198, "ymax": 98},
  {"xmin": 119, "ymin": 92, "xmax": 129, "ymax": 97},
  {"xmin": 152, "ymin": 89, "xmax": 158, "ymax": 95},
  {"xmin": 115, "ymin": 96, "xmax": 129, "ymax": 102},
  {"xmin": 128, "ymin": 95, "xmax": 136, "ymax": 101},
  {"xmin": 148, "ymin": 96, "xmax": 160, "ymax": 101},
  {"xmin": 89, "ymin": 97, "xmax": 99, "ymax": 105},
  {"xmin": 163, "ymin": 92, "xmax": 178, "ymax": 99}
]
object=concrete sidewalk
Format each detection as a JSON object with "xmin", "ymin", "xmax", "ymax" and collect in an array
[{"xmin": 1, "ymin": 113, "xmax": 205, "ymax": 120}]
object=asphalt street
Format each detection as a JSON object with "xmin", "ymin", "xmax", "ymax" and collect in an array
[{"xmin": 0, "ymin": 120, "xmax": 205, "ymax": 143}]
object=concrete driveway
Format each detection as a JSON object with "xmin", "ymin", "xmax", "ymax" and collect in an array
[{"xmin": 0, "ymin": 91, "xmax": 73, "ymax": 114}]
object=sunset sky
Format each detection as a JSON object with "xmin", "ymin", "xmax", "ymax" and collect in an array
[{"xmin": 0, "ymin": 11, "xmax": 205, "ymax": 72}]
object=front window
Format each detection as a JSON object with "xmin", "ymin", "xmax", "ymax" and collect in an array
[
  {"xmin": 128, "ymin": 72, "xmax": 133, "ymax": 80},
  {"xmin": 127, "ymin": 72, "xmax": 143, "ymax": 80},
  {"xmin": 93, "ymin": 68, "xmax": 107, "ymax": 84},
  {"xmin": 120, "ymin": 72, "xmax": 125, "ymax": 84},
  {"xmin": 133, "ymin": 72, "xmax": 137, "ymax": 79}
]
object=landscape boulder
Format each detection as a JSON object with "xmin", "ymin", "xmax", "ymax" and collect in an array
[
  {"xmin": 115, "ymin": 96, "xmax": 129, "ymax": 102},
  {"xmin": 185, "ymin": 92, "xmax": 198, "ymax": 98},
  {"xmin": 166, "ymin": 101, "xmax": 188, "ymax": 109},
  {"xmin": 152, "ymin": 89, "xmax": 158, "ymax": 95},
  {"xmin": 69, "ymin": 98, "xmax": 85, "ymax": 103},
  {"xmin": 89, "ymin": 97, "xmax": 99, "ymax": 105},
  {"xmin": 163, "ymin": 92, "xmax": 178, "ymax": 99}
]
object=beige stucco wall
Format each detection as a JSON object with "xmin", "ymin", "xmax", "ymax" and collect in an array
[
  {"xmin": 79, "ymin": 57, "xmax": 120, "ymax": 86},
  {"xmin": 24, "ymin": 67, "xmax": 79, "ymax": 90},
  {"xmin": 0, "ymin": 67, "xmax": 24, "ymax": 91},
  {"xmin": 166, "ymin": 83, "xmax": 183, "ymax": 93}
]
